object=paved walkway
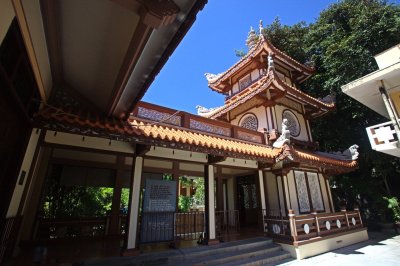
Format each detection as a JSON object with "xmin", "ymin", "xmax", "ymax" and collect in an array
[{"xmin": 281, "ymin": 231, "xmax": 400, "ymax": 266}]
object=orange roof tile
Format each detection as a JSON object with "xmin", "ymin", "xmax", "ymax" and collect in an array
[{"xmin": 34, "ymin": 106, "xmax": 357, "ymax": 172}]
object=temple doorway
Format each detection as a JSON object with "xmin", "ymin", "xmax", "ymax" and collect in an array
[{"xmin": 237, "ymin": 175, "xmax": 259, "ymax": 227}]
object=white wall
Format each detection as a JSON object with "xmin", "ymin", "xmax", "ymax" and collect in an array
[
  {"xmin": 265, "ymin": 172, "xmax": 279, "ymax": 211},
  {"xmin": 274, "ymin": 104, "xmax": 310, "ymax": 141},
  {"xmin": 287, "ymin": 170, "xmax": 300, "ymax": 215},
  {"xmin": 231, "ymin": 105, "xmax": 268, "ymax": 132},
  {"xmin": 319, "ymin": 173, "xmax": 332, "ymax": 213}
]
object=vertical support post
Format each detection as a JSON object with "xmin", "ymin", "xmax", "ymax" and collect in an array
[
  {"xmin": 204, "ymin": 164, "xmax": 219, "ymax": 245},
  {"xmin": 216, "ymin": 168, "xmax": 223, "ymax": 211},
  {"xmin": 341, "ymin": 205, "xmax": 350, "ymax": 229},
  {"xmin": 288, "ymin": 209, "xmax": 297, "ymax": 242},
  {"xmin": 354, "ymin": 205, "xmax": 363, "ymax": 227},
  {"xmin": 380, "ymin": 86, "xmax": 400, "ymax": 145},
  {"xmin": 123, "ymin": 156, "xmax": 143, "ymax": 256},
  {"xmin": 311, "ymin": 209, "xmax": 320, "ymax": 236},
  {"xmin": 109, "ymin": 156, "xmax": 125, "ymax": 236},
  {"xmin": 258, "ymin": 170, "xmax": 267, "ymax": 211}
]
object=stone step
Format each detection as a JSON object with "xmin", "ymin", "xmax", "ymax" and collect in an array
[
  {"xmin": 190, "ymin": 242, "xmax": 282, "ymax": 266},
  {"xmin": 170, "ymin": 237, "xmax": 273, "ymax": 261},
  {"xmin": 219, "ymin": 250, "xmax": 292, "ymax": 266}
]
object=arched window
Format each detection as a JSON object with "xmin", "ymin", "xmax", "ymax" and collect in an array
[
  {"xmin": 239, "ymin": 114, "xmax": 258, "ymax": 131},
  {"xmin": 282, "ymin": 110, "xmax": 300, "ymax": 137}
]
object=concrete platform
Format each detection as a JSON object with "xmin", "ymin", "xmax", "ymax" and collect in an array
[{"xmin": 280, "ymin": 231, "xmax": 400, "ymax": 266}]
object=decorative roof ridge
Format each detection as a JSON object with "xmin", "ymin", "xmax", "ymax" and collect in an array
[
  {"xmin": 262, "ymin": 37, "xmax": 315, "ymax": 74},
  {"xmin": 206, "ymin": 73, "xmax": 274, "ymax": 119},
  {"xmin": 206, "ymin": 33, "xmax": 315, "ymax": 91},
  {"xmin": 206, "ymin": 35, "xmax": 266, "ymax": 89},
  {"xmin": 291, "ymin": 146, "xmax": 358, "ymax": 167},
  {"xmin": 270, "ymin": 69, "xmax": 335, "ymax": 109},
  {"xmin": 206, "ymin": 69, "xmax": 335, "ymax": 120}
]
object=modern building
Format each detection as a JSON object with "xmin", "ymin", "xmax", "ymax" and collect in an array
[
  {"xmin": 342, "ymin": 44, "xmax": 400, "ymax": 157},
  {"xmin": 1, "ymin": 1, "xmax": 367, "ymax": 264}
]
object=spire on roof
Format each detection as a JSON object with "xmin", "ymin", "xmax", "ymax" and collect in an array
[
  {"xmin": 246, "ymin": 26, "xmax": 257, "ymax": 50},
  {"xmin": 259, "ymin": 20, "xmax": 264, "ymax": 35}
]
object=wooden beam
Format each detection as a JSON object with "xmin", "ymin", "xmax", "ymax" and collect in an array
[
  {"xmin": 13, "ymin": 0, "xmax": 49, "ymax": 101},
  {"xmin": 257, "ymin": 161, "xmax": 273, "ymax": 169},
  {"xmin": 40, "ymin": 0, "xmax": 62, "ymax": 88},
  {"xmin": 107, "ymin": 20, "xmax": 153, "ymax": 118}
]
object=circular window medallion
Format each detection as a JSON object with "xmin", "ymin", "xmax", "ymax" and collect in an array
[
  {"xmin": 239, "ymin": 114, "xmax": 258, "ymax": 131},
  {"xmin": 303, "ymin": 224, "xmax": 310, "ymax": 234},
  {"xmin": 272, "ymin": 224, "xmax": 281, "ymax": 234},
  {"xmin": 336, "ymin": 219, "xmax": 341, "ymax": 228},
  {"xmin": 325, "ymin": 221, "xmax": 331, "ymax": 230},
  {"xmin": 282, "ymin": 110, "xmax": 300, "ymax": 137},
  {"xmin": 352, "ymin": 217, "xmax": 356, "ymax": 226}
]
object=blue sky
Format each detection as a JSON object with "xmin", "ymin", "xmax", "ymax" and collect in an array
[{"xmin": 142, "ymin": 0, "xmax": 343, "ymax": 114}]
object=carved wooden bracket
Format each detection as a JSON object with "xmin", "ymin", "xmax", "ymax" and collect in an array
[
  {"xmin": 208, "ymin": 155, "xmax": 226, "ymax": 164},
  {"xmin": 135, "ymin": 143, "xmax": 151, "ymax": 156}
]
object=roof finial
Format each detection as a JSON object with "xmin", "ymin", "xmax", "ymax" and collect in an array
[
  {"xmin": 246, "ymin": 26, "xmax": 257, "ymax": 50},
  {"xmin": 259, "ymin": 20, "xmax": 264, "ymax": 35}
]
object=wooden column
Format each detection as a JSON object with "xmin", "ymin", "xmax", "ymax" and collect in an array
[
  {"xmin": 258, "ymin": 170, "xmax": 267, "ymax": 211},
  {"xmin": 216, "ymin": 167, "xmax": 223, "ymax": 211},
  {"xmin": 123, "ymin": 156, "xmax": 143, "ymax": 256},
  {"xmin": 108, "ymin": 156, "xmax": 125, "ymax": 236},
  {"xmin": 204, "ymin": 164, "xmax": 219, "ymax": 245}
]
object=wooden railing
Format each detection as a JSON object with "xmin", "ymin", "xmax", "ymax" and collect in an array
[
  {"xmin": 35, "ymin": 216, "xmax": 128, "ymax": 240},
  {"xmin": 263, "ymin": 208, "xmax": 364, "ymax": 244},
  {"xmin": 262, "ymin": 209, "xmax": 292, "ymax": 242},
  {"xmin": 215, "ymin": 210, "xmax": 240, "ymax": 239},
  {"xmin": 175, "ymin": 212, "xmax": 205, "ymax": 241},
  {"xmin": 132, "ymin": 101, "xmax": 266, "ymax": 144}
]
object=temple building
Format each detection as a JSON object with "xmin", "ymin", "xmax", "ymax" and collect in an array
[{"xmin": 1, "ymin": 1, "xmax": 367, "ymax": 264}]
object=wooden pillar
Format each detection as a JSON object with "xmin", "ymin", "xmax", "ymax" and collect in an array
[
  {"xmin": 108, "ymin": 156, "xmax": 125, "ymax": 236},
  {"xmin": 204, "ymin": 164, "xmax": 219, "ymax": 245},
  {"xmin": 123, "ymin": 156, "xmax": 143, "ymax": 256},
  {"xmin": 216, "ymin": 167, "xmax": 223, "ymax": 211},
  {"xmin": 258, "ymin": 170, "xmax": 266, "ymax": 211}
]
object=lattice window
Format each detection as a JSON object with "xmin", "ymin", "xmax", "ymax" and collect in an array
[
  {"xmin": 294, "ymin": 171, "xmax": 310, "ymax": 213},
  {"xmin": 294, "ymin": 171, "xmax": 324, "ymax": 213},
  {"xmin": 239, "ymin": 74, "xmax": 252, "ymax": 91},
  {"xmin": 282, "ymin": 110, "xmax": 300, "ymax": 137},
  {"xmin": 239, "ymin": 114, "xmax": 258, "ymax": 131},
  {"xmin": 307, "ymin": 173, "xmax": 324, "ymax": 211}
]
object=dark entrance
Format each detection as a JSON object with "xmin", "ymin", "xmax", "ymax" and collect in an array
[
  {"xmin": 0, "ymin": 19, "xmax": 40, "ymax": 223},
  {"xmin": 237, "ymin": 175, "xmax": 258, "ymax": 227}
]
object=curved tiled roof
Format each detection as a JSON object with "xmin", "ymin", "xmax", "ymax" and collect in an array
[
  {"xmin": 34, "ymin": 106, "xmax": 356, "ymax": 172},
  {"xmin": 204, "ymin": 70, "xmax": 335, "ymax": 119},
  {"xmin": 207, "ymin": 35, "xmax": 315, "ymax": 91}
]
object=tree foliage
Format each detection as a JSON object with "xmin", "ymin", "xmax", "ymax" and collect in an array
[{"xmin": 262, "ymin": 0, "xmax": 400, "ymax": 219}]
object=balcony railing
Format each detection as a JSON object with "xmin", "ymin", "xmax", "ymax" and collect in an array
[
  {"xmin": 132, "ymin": 101, "xmax": 266, "ymax": 145},
  {"xmin": 366, "ymin": 120, "xmax": 400, "ymax": 157},
  {"xmin": 262, "ymin": 208, "xmax": 364, "ymax": 244}
]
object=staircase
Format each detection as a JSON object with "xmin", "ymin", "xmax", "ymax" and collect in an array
[
  {"xmin": 83, "ymin": 237, "xmax": 292, "ymax": 266},
  {"xmin": 168, "ymin": 237, "xmax": 292, "ymax": 266}
]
